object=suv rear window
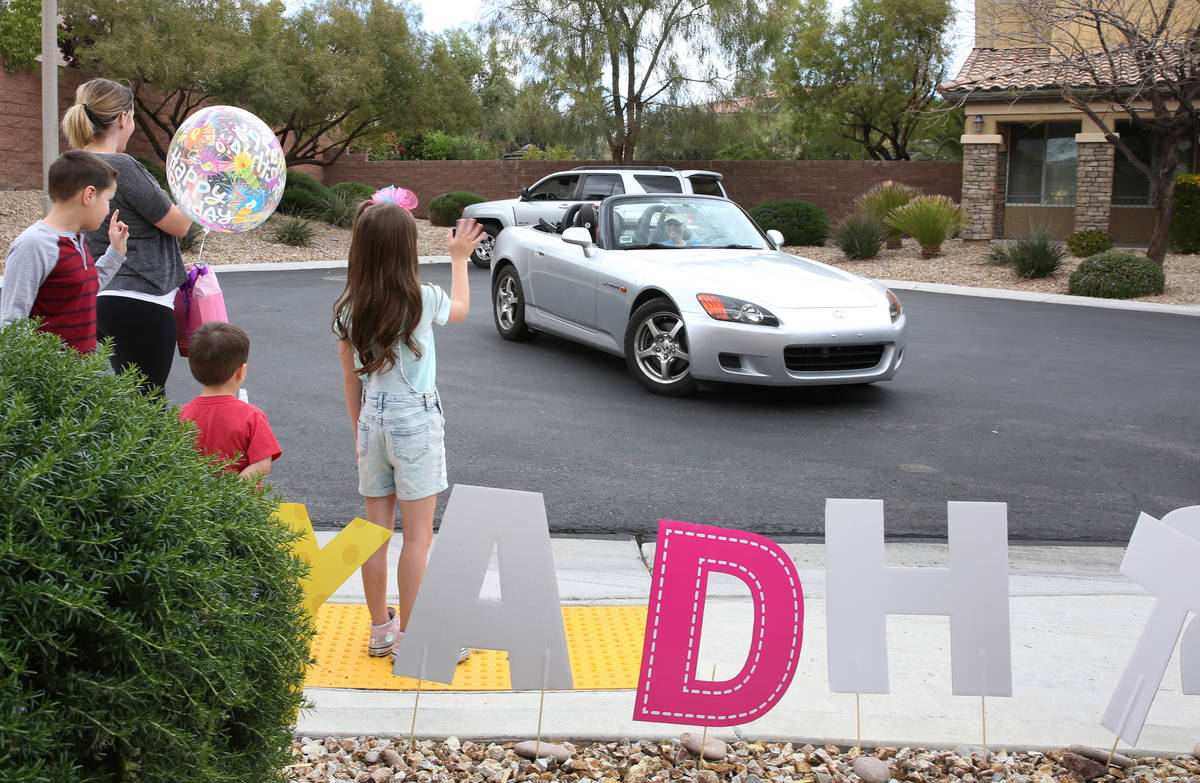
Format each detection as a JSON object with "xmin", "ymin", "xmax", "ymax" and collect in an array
[
  {"xmin": 633, "ymin": 174, "xmax": 683, "ymax": 193},
  {"xmin": 688, "ymin": 176, "xmax": 724, "ymax": 196},
  {"xmin": 579, "ymin": 173, "xmax": 626, "ymax": 200}
]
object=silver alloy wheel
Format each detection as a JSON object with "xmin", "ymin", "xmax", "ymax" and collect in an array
[
  {"xmin": 495, "ymin": 273, "xmax": 519, "ymax": 331},
  {"xmin": 632, "ymin": 310, "xmax": 691, "ymax": 384},
  {"xmin": 473, "ymin": 233, "xmax": 495, "ymax": 265}
]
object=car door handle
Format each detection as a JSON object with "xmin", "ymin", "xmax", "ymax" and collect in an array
[{"xmin": 535, "ymin": 249, "xmax": 545, "ymax": 256}]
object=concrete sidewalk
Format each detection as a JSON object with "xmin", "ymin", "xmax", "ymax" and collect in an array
[{"xmin": 297, "ymin": 535, "xmax": 1196, "ymax": 755}]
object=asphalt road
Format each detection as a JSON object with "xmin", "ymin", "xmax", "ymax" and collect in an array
[{"xmin": 161, "ymin": 264, "xmax": 1200, "ymax": 543}]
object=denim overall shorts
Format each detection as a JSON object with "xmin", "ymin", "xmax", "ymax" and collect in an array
[{"xmin": 357, "ymin": 366, "xmax": 447, "ymax": 501}]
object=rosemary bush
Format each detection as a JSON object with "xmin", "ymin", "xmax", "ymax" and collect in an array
[{"xmin": 1068, "ymin": 252, "xmax": 1166, "ymax": 299}]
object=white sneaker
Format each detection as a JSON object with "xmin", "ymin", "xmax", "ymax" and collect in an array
[{"xmin": 367, "ymin": 608, "xmax": 402, "ymax": 657}]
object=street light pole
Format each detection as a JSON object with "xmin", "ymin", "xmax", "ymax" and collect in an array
[{"xmin": 41, "ymin": 0, "xmax": 58, "ymax": 216}]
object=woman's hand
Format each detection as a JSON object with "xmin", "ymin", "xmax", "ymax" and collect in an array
[{"xmin": 108, "ymin": 209, "xmax": 130, "ymax": 255}]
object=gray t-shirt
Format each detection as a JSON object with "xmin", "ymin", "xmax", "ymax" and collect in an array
[{"xmin": 84, "ymin": 153, "xmax": 186, "ymax": 297}]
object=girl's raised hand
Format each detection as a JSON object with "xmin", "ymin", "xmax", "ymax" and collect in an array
[
  {"xmin": 108, "ymin": 209, "xmax": 130, "ymax": 256},
  {"xmin": 446, "ymin": 218, "xmax": 486, "ymax": 261}
]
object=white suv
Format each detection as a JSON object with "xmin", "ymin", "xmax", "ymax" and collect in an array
[{"xmin": 461, "ymin": 166, "xmax": 726, "ymax": 267}]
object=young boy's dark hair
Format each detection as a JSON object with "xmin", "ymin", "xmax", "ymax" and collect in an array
[
  {"xmin": 47, "ymin": 150, "xmax": 117, "ymax": 203},
  {"xmin": 188, "ymin": 321, "xmax": 250, "ymax": 386}
]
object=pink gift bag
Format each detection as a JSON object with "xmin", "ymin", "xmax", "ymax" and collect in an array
[{"xmin": 174, "ymin": 264, "xmax": 228, "ymax": 357}]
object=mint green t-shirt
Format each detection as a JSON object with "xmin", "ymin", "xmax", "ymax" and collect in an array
[{"xmin": 357, "ymin": 283, "xmax": 451, "ymax": 394}]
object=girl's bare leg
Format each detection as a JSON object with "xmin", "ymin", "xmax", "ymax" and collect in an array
[
  {"xmin": 363, "ymin": 494, "xmax": 398, "ymax": 626},
  {"xmin": 396, "ymin": 494, "xmax": 437, "ymax": 630}
]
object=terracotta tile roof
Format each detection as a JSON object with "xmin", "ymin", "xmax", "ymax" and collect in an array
[{"xmin": 939, "ymin": 45, "xmax": 1192, "ymax": 97}]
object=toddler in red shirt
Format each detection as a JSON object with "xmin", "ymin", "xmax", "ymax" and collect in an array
[{"xmin": 179, "ymin": 321, "xmax": 281, "ymax": 479}]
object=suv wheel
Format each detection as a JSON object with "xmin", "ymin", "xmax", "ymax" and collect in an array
[{"xmin": 471, "ymin": 224, "xmax": 500, "ymax": 268}]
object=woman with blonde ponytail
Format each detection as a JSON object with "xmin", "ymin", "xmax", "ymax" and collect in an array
[{"xmin": 62, "ymin": 78, "xmax": 194, "ymax": 395}]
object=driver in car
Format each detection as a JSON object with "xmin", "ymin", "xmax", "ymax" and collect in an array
[{"xmin": 659, "ymin": 214, "xmax": 698, "ymax": 247}]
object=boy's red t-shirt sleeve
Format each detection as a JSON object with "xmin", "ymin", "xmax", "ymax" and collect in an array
[{"xmin": 245, "ymin": 406, "xmax": 282, "ymax": 466}]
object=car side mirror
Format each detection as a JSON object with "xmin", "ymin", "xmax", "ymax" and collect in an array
[
  {"xmin": 562, "ymin": 226, "xmax": 597, "ymax": 257},
  {"xmin": 519, "ymin": 187, "xmax": 531, "ymax": 201},
  {"xmin": 767, "ymin": 229, "xmax": 785, "ymax": 248}
]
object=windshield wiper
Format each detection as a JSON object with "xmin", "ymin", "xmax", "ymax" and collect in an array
[
  {"xmin": 621, "ymin": 243, "xmax": 667, "ymax": 250},
  {"xmin": 716, "ymin": 244, "xmax": 759, "ymax": 249}
]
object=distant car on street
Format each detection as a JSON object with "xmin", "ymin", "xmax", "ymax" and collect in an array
[
  {"xmin": 489, "ymin": 194, "xmax": 908, "ymax": 395},
  {"xmin": 460, "ymin": 166, "xmax": 726, "ymax": 267}
]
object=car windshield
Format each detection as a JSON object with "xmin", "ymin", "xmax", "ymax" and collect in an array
[{"xmin": 607, "ymin": 198, "xmax": 769, "ymax": 250}]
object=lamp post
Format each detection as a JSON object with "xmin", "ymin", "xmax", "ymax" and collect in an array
[{"xmin": 41, "ymin": 0, "xmax": 58, "ymax": 217}]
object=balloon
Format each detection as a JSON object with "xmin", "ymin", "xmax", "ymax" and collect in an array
[{"xmin": 166, "ymin": 106, "xmax": 286, "ymax": 233}]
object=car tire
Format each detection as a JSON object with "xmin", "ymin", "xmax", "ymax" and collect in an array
[
  {"xmin": 493, "ymin": 265, "xmax": 533, "ymax": 341},
  {"xmin": 471, "ymin": 224, "xmax": 500, "ymax": 269},
  {"xmin": 623, "ymin": 298, "xmax": 697, "ymax": 396}
]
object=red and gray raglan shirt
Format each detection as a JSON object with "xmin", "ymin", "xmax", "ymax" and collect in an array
[{"xmin": 1, "ymin": 221, "xmax": 126, "ymax": 352}]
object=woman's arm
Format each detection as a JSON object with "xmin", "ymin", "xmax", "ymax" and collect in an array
[
  {"xmin": 337, "ymin": 339, "xmax": 363, "ymax": 452},
  {"xmin": 154, "ymin": 204, "xmax": 194, "ymax": 238}
]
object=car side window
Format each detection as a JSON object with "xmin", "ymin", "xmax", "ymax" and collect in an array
[
  {"xmin": 688, "ymin": 176, "xmax": 725, "ymax": 197},
  {"xmin": 633, "ymin": 175, "xmax": 683, "ymax": 193},
  {"xmin": 579, "ymin": 173, "xmax": 625, "ymax": 200},
  {"xmin": 527, "ymin": 174, "xmax": 581, "ymax": 200}
]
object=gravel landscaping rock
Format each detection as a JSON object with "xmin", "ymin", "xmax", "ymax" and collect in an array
[
  {"xmin": 3, "ymin": 189, "xmax": 1199, "ymax": 306},
  {"xmin": 284, "ymin": 738, "xmax": 1200, "ymax": 782}
]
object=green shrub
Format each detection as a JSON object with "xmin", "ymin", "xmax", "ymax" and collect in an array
[
  {"xmin": 278, "ymin": 171, "xmax": 333, "ymax": 216},
  {"xmin": 990, "ymin": 226, "xmax": 1065, "ymax": 278},
  {"xmin": 419, "ymin": 131, "xmax": 497, "ymax": 161},
  {"xmin": 1171, "ymin": 174, "xmax": 1200, "ymax": 253},
  {"xmin": 716, "ymin": 142, "xmax": 770, "ymax": 160},
  {"xmin": 0, "ymin": 321, "xmax": 312, "ymax": 782},
  {"xmin": 1065, "ymin": 228, "xmax": 1113, "ymax": 257},
  {"xmin": 269, "ymin": 215, "xmax": 318, "ymax": 246},
  {"xmin": 179, "ymin": 222, "xmax": 205, "ymax": 252},
  {"xmin": 524, "ymin": 143, "xmax": 578, "ymax": 160},
  {"xmin": 330, "ymin": 181, "xmax": 377, "ymax": 201},
  {"xmin": 316, "ymin": 189, "xmax": 361, "ymax": 228},
  {"xmin": 133, "ymin": 155, "xmax": 169, "ymax": 191},
  {"xmin": 1068, "ymin": 251, "xmax": 1166, "ymax": 299},
  {"xmin": 832, "ymin": 212, "xmax": 885, "ymax": 260},
  {"xmin": 853, "ymin": 181, "xmax": 919, "ymax": 246},
  {"xmin": 884, "ymin": 195, "xmax": 966, "ymax": 256},
  {"xmin": 429, "ymin": 191, "xmax": 487, "ymax": 227},
  {"xmin": 748, "ymin": 199, "xmax": 829, "ymax": 246}
]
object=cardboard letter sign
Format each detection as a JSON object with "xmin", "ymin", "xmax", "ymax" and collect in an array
[
  {"xmin": 825, "ymin": 499, "xmax": 1011, "ymax": 696},
  {"xmin": 1101, "ymin": 507, "xmax": 1200, "ymax": 744},
  {"xmin": 633, "ymin": 520, "xmax": 804, "ymax": 726},
  {"xmin": 393, "ymin": 485, "xmax": 573, "ymax": 688}
]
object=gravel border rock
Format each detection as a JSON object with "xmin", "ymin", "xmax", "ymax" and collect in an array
[
  {"xmin": 285, "ymin": 736, "xmax": 1200, "ymax": 782},
  {"xmin": 3, "ymin": 189, "xmax": 1198, "ymax": 306}
]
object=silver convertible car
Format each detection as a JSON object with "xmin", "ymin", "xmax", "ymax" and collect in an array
[{"xmin": 489, "ymin": 194, "xmax": 908, "ymax": 396}]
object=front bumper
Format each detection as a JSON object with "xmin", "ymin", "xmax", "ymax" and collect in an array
[{"xmin": 682, "ymin": 307, "xmax": 907, "ymax": 386}]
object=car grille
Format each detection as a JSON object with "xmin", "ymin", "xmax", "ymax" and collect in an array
[{"xmin": 784, "ymin": 344, "xmax": 886, "ymax": 372}]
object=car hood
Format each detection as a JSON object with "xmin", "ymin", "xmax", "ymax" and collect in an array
[{"xmin": 626, "ymin": 249, "xmax": 882, "ymax": 309}]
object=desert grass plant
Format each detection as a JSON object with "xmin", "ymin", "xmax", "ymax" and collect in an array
[
  {"xmin": 832, "ymin": 212, "xmax": 886, "ymax": 260},
  {"xmin": 989, "ymin": 226, "xmax": 1066, "ymax": 278},
  {"xmin": 1068, "ymin": 251, "xmax": 1166, "ymax": 299},
  {"xmin": 179, "ymin": 221, "xmax": 206, "ymax": 252},
  {"xmin": 0, "ymin": 321, "xmax": 313, "ymax": 782},
  {"xmin": 315, "ymin": 189, "xmax": 362, "ymax": 228},
  {"xmin": 270, "ymin": 215, "xmax": 318, "ymax": 247},
  {"xmin": 1065, "ymin": 228, "xmax": 1112, "ymax": 257},
  {"xmin": 853, "ymin": 180, "xmax": 919, "ymax": 247},
  {"xmin": 884, "ymin": 195, "xmax": 966, "ymax": 257}
]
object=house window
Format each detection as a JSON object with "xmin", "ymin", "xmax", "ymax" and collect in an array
[
  {"xmin": 1112, "ymin": 120, "xmax": 1196, "ymax": 206},
  {"xmin": 1006, "ymin": 122, "xmax": 1080, "ymax": 205}
]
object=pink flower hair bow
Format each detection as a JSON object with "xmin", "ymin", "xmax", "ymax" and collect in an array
[{"xmin": 371, "ymin": 185, "xmax": 418, "ymax": 211}]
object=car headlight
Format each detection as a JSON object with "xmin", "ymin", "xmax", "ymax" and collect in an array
[
  {"xmin": 886, "ymin": 290, "xmax": 902, "ymax": 322},
  {"xmin": 696, "ymin": 294, "xmax": 779, "ymax": 327}
]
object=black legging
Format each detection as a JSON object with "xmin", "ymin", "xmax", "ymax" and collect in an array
[{"xmin": 97, "ymin": 295, "xmax": 177, "ymax": 396}]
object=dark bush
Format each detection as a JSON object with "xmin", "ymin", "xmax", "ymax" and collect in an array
[
  {"xmin": 1065, "ymin": 228, "xmax": 1112, "ymax": 257},
  {"xmin": 990, "ymin": 226, "xmax": 1065, "ymax": 278},
  {"xmin": 748, "ymin": 199, "xmax": 829, "ymax": 246},
  {"xmin": 330, "ymin": 181, "xmax": 376, "ymax": 202},
  {"xmin": 278, "ymin": 171, "xmax": 334, "ymax": 216},
  {"xmin": 1068, "ymin": 251, "xmax": 1166, "ymax": 299},
  {"xmin": 832, "ymin": 212, "xmax": 885, "ymax": 260},
  {"xmin": 1171, "ymin": 174, "xmax": 1200, "ymax": 253},
  {"xmin": 429, "ymin": 191, "xmax": 487, "ymax": 227},
  {"xmin": 0, "ymin": 322, "xmax": 312, "ymax": 782}
]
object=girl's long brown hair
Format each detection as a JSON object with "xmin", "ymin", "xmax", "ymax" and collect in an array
[{"xmin": 332, "ymin": 201, "xmax": 423, "ymax": 377}]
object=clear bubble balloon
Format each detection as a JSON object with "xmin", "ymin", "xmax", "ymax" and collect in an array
[{"xmin": 166, "ymin": 106, "xmax": 286, "ymax": 233}]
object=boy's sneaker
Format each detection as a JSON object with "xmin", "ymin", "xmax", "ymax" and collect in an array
[{"xmin": 368, "ymin": 607, "xmax": 402, "ymax": 657}]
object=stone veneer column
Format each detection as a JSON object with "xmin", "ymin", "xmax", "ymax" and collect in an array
[
  {"xmin": 1074, "ymin": 134, "xmax": 1116, "ymax": 233},
  {"xmin": 960, "ymin": 136, "xmax": 1004, "ymax": 240}
]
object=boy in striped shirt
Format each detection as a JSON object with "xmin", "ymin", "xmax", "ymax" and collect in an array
[{"xmin": 1, "ymin": 150, "xmax": 129, "ymax": 352}]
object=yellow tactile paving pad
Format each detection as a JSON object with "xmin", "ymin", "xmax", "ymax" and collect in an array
[{"xmin": 306, "ymin": 604, "xmax": 647, "ymax": 691}]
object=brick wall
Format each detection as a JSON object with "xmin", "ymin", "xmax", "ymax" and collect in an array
[
  {"xmin": 1075, "ymin": 142, "xmax": 1115, "ymax": 233},
  {"xmin": 1, "ymin": 61, "xmax": 163, "ymax": 190},
  {"xmin": 322, "ymin": 155, "xmax": 962, "ymax": 222}
]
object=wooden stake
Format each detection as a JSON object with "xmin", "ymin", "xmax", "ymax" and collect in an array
[
  {"xmin": 534, "ymin": 648, "xmax": 549, "ymax": 758},
  {"xmin": 980, "ymin": 695, "xmax": 988, "ymax": 763},
  {"xmin": 1105, "ymin": 736, "xmax": 1120, "ymax": 769},
  {"xmin": 409, "ymin": 644, "xmax": 427, "ymax": 750},
  {"xmin": 697, "ymin": 664, "xmax": 717, "ymax": 770},
  {"xmin": 856, "ymin": 693, "xmax": 862, "ymax": 753}
]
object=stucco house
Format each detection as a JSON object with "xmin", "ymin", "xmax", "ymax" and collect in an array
[{"xmin": 938, "ymin": 1, "xmax": 1198, "ymax": 244}]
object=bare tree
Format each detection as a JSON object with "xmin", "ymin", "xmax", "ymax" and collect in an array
[{"xmin": 982, "ymin": 0, "xmax": 1199, "ymax": 263}]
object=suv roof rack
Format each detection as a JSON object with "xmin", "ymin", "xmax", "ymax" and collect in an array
[{"xmin": 570, "ymin": 165, "xmax": 676, "ymax": 172}]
